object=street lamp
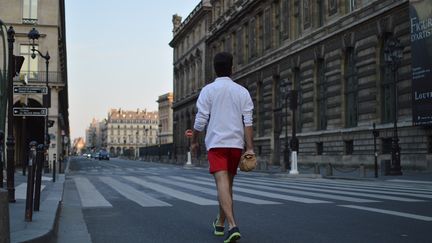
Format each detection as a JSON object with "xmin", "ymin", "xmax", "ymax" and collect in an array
[
  {"xmin": 384, "ymin": 36, "xmax": 403, "ymax": 176},
  {"xmin": 28, "ymin": 27, "xmax": 50, "ymax": 173},
  {"xmin": 6, "ymin": 26, "xmax": 16, "ymax": 202},
  {"xmin": 280, "ymin": 80, "xmax": 290, "ymax": 171}
]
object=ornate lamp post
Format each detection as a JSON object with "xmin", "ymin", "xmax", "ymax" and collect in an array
[
  {"xmin": 28, "ymin": 27, "xmax": 50, "ymax": 173},
  {"xmin": 6, "ymin": 26, "xmax": 16, "ymax": 202},
  {"xmin": 0, "ymin": 20, "xmax": 9, "ymax": 189},
  {"xmin": 280, "ymin": 80, "xmax": 290, "ymax": 171},
  {"xmin": 384, "ymin": 36, "xmax": 403, "ymax": 176}
]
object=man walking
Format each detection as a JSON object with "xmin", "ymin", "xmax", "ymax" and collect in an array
[{"xmin": 191, "ymin": 52, "xmax": 254, "ymax": 243}]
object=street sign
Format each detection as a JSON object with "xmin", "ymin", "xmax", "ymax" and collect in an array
[
  {"xmin": 13, "ymin": 107, "xmax": 47, "ymax": 117},
  {"xmin": 185, "ymin": 129, "xmax": 193, "ymax": 138},
  {"xmin": 13, "ymin": 86, "xmax": 48, "ymax": 94}
]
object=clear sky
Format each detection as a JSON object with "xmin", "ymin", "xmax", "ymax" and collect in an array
[{"xmin": 66, "ymin": 0, "xmax": 200, "ymax": 140}]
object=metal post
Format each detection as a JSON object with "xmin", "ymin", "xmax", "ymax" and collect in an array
[
  {"xmin": 0, "ymin": 188, "xmax": 10, "ymax": 243},
  {"xmin": 0, "ymin": 131, "xmax": 4, "ymax": 188},
  {"xmin": 289, "ymin": 90, "xmax": 299, "ymax": 175},
  {"xmin": 44, "ymin": 56, "xmax": 50, "ymax": 173},
  {"xmin": 34, "ymin": 144, "xmax": 44, "ymax": 211},
  {"xmin": 22, "ymin": 116, "xmax": 27, "ymax": 176},
  {"xmin": 6, "ymin": 26, "xmax": 16, "ymax": 203},
  {"xmin": 25, "ymin": 141, "xmax": 37, "ymax": 222},
  {"xmin": 52, "ymin": 153, "xmax": 56, "ymax": 182},
  {"xmin": 283, "ymin": 85, "xmax": 290, "ymax": 171},
  {"xmin": 372, "ymin": 123, "xmax": 379, "ymax": 178}
]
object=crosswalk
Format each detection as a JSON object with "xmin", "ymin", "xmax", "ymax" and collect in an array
[{"xmin": 71, "ymin": 173, "xmax": 432, "ymax": 222}]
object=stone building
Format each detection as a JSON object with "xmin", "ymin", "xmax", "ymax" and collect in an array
[
  {"xmin": 85, "ymin": 118, "xmax": 106, "ymax": 151},
  {"xmin": 169, "ymin": 0, "xmax": 212, "ymax": 162},
  {"xmin": 106, "ymin": 109, "xmax": 159, "ymax": 158},
  {"xmin": 157, "ymin": 92, "xmax": 174, "ymax": 144},
  {"xmin": 0, "ymin": 0, "xmax": 69, "ymax": 170},
  {"xmin": 172, "ymin": 0, "xmax": 432, "ymax": 169}
]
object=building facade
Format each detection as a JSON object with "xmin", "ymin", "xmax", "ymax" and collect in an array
[
  {"xmin": 0, "ymin": 0, "xmax": 69, "ymax": 170},
  {"xmin": 85, "ymin": 118, "xmax": 106, "ymax": 152},
  {"xmin": 106, "ymin": 109, "xmax": 159, "ymax": 158},
  {"xmin": 169, "ymin": 0, "xmax": 212, "ymax": 163},
  {"xmin": 172, "ymin": 0, "xmax": 432, "ymax": 169},
  {"xmin": 157, "ymin": 92, "xmax": 174, "ymax": 144}
]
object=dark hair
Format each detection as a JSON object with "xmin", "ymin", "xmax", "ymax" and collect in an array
[{"xmin": 213, "ymin": 52, "xmax": 233, "ymax": 77}]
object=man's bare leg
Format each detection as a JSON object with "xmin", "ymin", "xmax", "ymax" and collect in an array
[{"xmin": 214, "ymin": 171, "xmax": 237, "ymax": 229}]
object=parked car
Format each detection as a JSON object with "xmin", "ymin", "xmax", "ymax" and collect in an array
[
  {"xmin": 91, "ymin": 152, "xmax": 99, "ymax": 159},
  {"xmin": 98, "ymin": 150, "xmax": 110, "ymax": 160}
]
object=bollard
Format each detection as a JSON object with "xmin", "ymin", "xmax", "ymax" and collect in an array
[
  {"xmin": 326, "ymin": 163, "xmax": 333, "ymax": 176},
  {"xmin": 314, "ymin": 163, "xmax": 321, "ymax": 175},
  {"xmin": 0, "ymin": 189, "xmax": 11, "ymax": 243},
  {"xmin": 52, "ymin": 153, "xmax": 56, "ymax": 182},
  {"xmin": 359, "ymin": 164, "xmax": 366, "ymax": 178},
  {"xmin": 25, "ymin": 141, "xmax": 37, "ymax": 222},
  {"xmin": 34, "ymin": 144, "xmax": 44, "ymax": 211}
]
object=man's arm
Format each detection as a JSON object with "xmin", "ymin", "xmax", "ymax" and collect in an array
[{"xmin": 244, "ymin": 126, "xmax": 254, "ymax": 154}]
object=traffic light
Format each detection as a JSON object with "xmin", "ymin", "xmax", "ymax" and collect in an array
[{"xmin": 48, "ymin": 120, "xmax": 55, "ymax": 127}]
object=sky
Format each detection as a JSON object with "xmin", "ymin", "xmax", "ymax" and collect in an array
[{"xmin": 66, "ymin": 0, "xmax": 201, "ymax": 140}]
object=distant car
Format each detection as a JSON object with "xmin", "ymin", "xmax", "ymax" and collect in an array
[
  {"xmin": 98, "ymin": 150, "xmax": 110, "ymax": 160},
  {"xmin": 91, "ymin": 152, "xmax": 99, "ymax": 159}
]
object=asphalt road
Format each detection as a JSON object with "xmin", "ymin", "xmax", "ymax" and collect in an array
[{"xmin": 55, "ymin": 157, "xmax": 432, "ymax": 243}]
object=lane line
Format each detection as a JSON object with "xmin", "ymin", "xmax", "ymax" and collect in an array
[
  {"xmin": 99, "ymin": 177, "xmax": 171, "ymax": 207},
  {"xmin": 150, "ymin": 176, "xmax": 281, "ymax": 205},
  {"xmin": 123, "ymin": 176, "xmax": 218, "ymax": 206},
  {"xmin": 339, "ymin": 205, "xmax": 432, "ymax": 222},
  {"xmin": 74, "ymin": 177, "xmax": 112, "ymax": 208}
]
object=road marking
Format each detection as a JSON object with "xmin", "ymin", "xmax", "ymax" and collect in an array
[
  {"xmin": 236, "ymin": 177, "xmax": 424, "ymax": 202},
  {"xmin": 387, "ymin": 179, "xmax": 432, "ymax": 185},
  {"xmin": 233, "ymin": 179, "xmax": 379, "ymax": 203},
  {"xmin": 74, "ymin": 177, "xmax": 112, "ymax": 208},
  {"xmin": 123, "ymin": 176, "xmax": 218, "ymax": 205},
  {"xmin": 99, "ymin": 177, "xmax": 171, "ymax": 207},
  {"xmin": 339, "ymin": 205, "xmax": 432, "ymax": 222},
  {"xmin": 15, "ymin": 183, "xmax": 46, "ymax": 200},
  {"xmin": 151, "ymin": 176, "xmax": 281, "ymax": 205},
  {"xmin": 192, "ymin": 176, "xmax": 330, "ymax": 204},
  {"xmin": 240, "ymin": 177, "xmax": 432, "ymax": 200}
]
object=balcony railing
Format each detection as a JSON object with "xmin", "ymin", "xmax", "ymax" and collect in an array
[{"xmin": 13, "ymin": 71, "xmax": 64, "ymax": 84}]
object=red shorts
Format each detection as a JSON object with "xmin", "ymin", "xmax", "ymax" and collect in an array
[{"xmin": 207, "ymin": 148, "xmax": 242, "ymax": 175}]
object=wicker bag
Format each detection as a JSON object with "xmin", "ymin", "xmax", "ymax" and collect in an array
[{"xmin": 239, "ymin": 153, "xmax": 257, "ymax": 172}]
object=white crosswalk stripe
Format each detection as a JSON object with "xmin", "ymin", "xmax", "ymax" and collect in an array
[
  {"xmin": 69, "ymin": 171, "xmax": 432, "ymax": 222},
  {"xmin": 123, "ymin": 176, "xmax": 219, "ymax": 205},
  {"xmin": 99, "ymin": 176, "xmax": 171, "ymax": 207},
  {"xmin": 74, "ymin": 177, "xmax": 112, "ymax": 208}
]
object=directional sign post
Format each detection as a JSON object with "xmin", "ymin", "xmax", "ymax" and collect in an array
[
  {"xmin": 13, "ymin": 107, "xmax": 47, "ymax": 117},
  {"xmin": 13, "ymin": 86, "xmax": 48, "ymax": 95}
]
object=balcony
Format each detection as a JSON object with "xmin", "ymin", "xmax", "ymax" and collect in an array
[{"xmin": 13, "ymin": 71, "xmax": 65, "ymax": 85}]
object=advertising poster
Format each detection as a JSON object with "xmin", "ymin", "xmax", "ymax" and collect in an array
[{"xmin": 410, "ymin": 0, "xmax": 432, "ymax": 126}]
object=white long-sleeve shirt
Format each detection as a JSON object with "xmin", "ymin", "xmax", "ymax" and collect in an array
[{"xmin": 194, "ymin": 77, "xmax": 254, "ymax": 151}]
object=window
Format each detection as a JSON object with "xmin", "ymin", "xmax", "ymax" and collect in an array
[
  {"xmin": 316, "ymin": 59, "xmax": 327, "ymax": 130},
  {"xmin": 316, "ymin": 142, "xmax": 323, "ymax": 155},
  {"xmin": 344, "ymin": 140, "xmax": 353, "ymax": 155},
  {"xmin": 381, "ymin": 37, "xmax": 395, "ymax": 123},
  {"xmin": 264, "ymin": 8, "xmax": 271, "ymax": 50},
  {"xmin": 381, "ymin": 138, "xmax": 392, "ymax": 154},
  {"xmin": 317, "ymin": 0, "xmax": 324, "ymax": 27},
  {"xmin": 281, "ymin": 0, "xmax": 290, "ymax": 40},
  {"xmin": 303, "ymin": 0, "xmax": 311, "ymax": 29},
  {"xmin": 257, "ymin": 81, "xmax": 265, "ymax": 136},
  {"xmin": 345, "ymin": 47, "xmax": 358, "ymax": 127},
  {"xmin": 249, "ymin": 18, "xmax": 257, "ymax": 59},
  {"xmin": 273, "ymin": 0, "xmax": 281, "ymax": 47},
  {"xmin": 23, "ymin": 0, "xmax": 38, "ymax": 22},
  {"xmin": 243, "ymin": 23, "xmax": 249, "ymax": 62},
  {"xmin": 294, "ymin": 68, "xmax": 302, "ymax": 132},
  {"xmin": 19, "ymin": 45, "xmax": 38, "ymax": 79},
  {"xmin": 237, "ymin": 27, "xmax": 243, "ymax": 64},
  {"xmin": 347, "ymin": 0, "xmax": 356, "ymax": 12}
]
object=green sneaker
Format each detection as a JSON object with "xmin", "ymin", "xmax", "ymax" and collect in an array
[
  {"xmin": 224, "ymin": 227, "xmax": 241, "ymax": 243},
  {"xmin": 213, "ymin": 218, "xmax": 225, "ymax": 236}
]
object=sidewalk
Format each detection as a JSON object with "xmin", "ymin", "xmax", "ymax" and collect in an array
[{"xmin": 7, "ymin": 169, "xmax": 65, "ymax": 243}]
